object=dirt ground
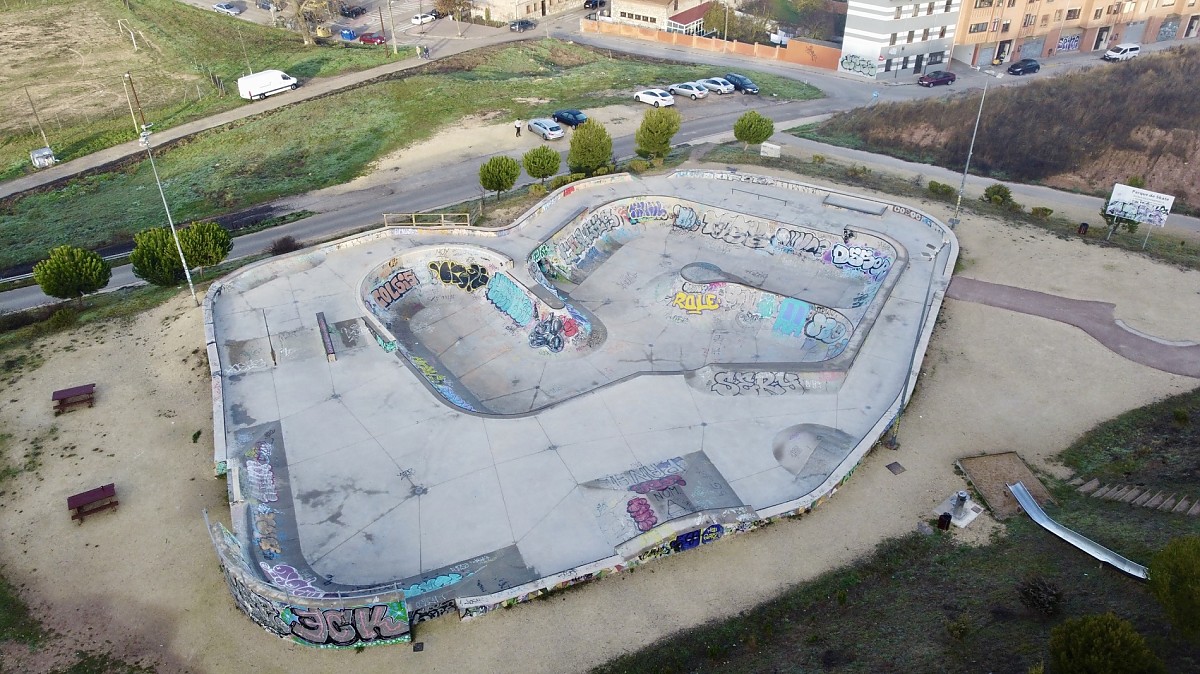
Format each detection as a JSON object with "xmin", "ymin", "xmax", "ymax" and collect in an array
[{"xmin": 2, "ymin": 115, "xmax": 1200, "ymax": 673}]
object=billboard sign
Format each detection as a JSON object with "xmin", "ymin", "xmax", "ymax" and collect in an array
[{"xmin": 1105, "ymin": 183, "xmax": 1174, "ymax": 227}]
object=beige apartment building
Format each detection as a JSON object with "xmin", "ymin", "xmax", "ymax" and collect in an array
[{"xmin": 952, "ymin": 0, "xmax": 1200, "ymax": 65}]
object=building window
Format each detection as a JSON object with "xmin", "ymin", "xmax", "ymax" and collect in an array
[
  {"xmin": 890, "ymin": 33, "xmax": 897, "ymax": 45},
  {"xmin": 1041, "ymin": 13, "xmax": 1049, "ymax": 24},
  {"xmin": 1054, "ymin": 9, "xmax": 1063, "ymax": 19},
  {"xmin": 1066, "ymin": 7, "xmax": 1080, "ymax": 17},
  {"xmin": 1093, "ymin": 8, "xmax": 1102, "ymax": 17},
  {"xmin": 945, "ymin": 0, "xmax": 954, "ymax": 11},
  {"xmin": 969, "ymin": 21, "xmax": 988, "ymax": 32},
  {"xmin": 1001, "ymin": 19, "xmax": 1011, "ymax": 31},
  {"xmin": 1008, "ymin": 0, "xmax": 1016, "ymax": 6},
  {"xmin": 974, "ymin": 0, "xmax": 993, "ymax": 6},
  {"xmin": 906, "ymin": 30, "xmax": 914, "ymax": 42},
  {"xmin": 922, "ymin": 27, "xmax": 930, "ymax": 40},
  {"xmin": 895, "ymin": 7, "xmax": 902, "ymax": 18},
  {"xmin": 939, "ymin": 25, "xmax": 947, "ymax": 38},
  {"xmin": 1023, "ymin": 13, "xmax": 1036, "ymax": 25},
  {"xmin": 927, "ymin": 2, "xmax": 935, "ymax": 14}
]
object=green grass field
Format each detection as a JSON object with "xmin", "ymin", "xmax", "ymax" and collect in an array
[{"xmin": 0, "ymin": 40, "xmax": 821, "ymax": 272}]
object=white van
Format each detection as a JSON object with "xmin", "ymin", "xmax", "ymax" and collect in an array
[
  {"xmin": 1102, "ymin": 43, "xmax": 1140, "ymax": 61},
  {"xmin": 237, "ymin": 70, "xmax": 299, "ymax": 100}
]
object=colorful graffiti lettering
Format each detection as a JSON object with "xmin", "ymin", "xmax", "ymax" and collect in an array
[
  {"xmin": 370, "ymin": 268, "xmax": 419, "ymax": 308},
  {"xmin": 556, "ymin": 211, "xmax": 620, "ymax": 264},
  {"xmin": 670, "ymin": 529, "xmax": 702, "ymax": 552},
  {"xmin": 259, "ymin": 562, "xmax": 326, "ymax": 598},
  {"xmin": 428, "ymin": 260, "xmax": 489, "ymax": 291},
  {"xmin": 253, "ymin": 504, "xmax": 282, "ymax": 560},
  {"xmin": 629, "ymin": 474, "xmax": 686, "ymax": 494},
  {"xmin": 770, "ymin": 227, "xmax": 825, "ymax": 257},
  {"xmin": 772, "ymin": 298, "xmax": 812, "ymax": 338},
  {"xmin": 410, "ymin": 355, "xmax": 445, "ymax": 385},
  {"xmin": 486, "ymin": 273, "xmax": 535, "ymax": 326},
  {"xmin": 709, "ymin": 370, "xmax": 825, "ymax": 396},
  {"xmin": 626, "ymin": 200, "xmax": 669, "ymax": 224},
  {"xmin": 671, "ymin": 203, "xmax": 704, "ymax": 231},
  {"xmin": 404, "ymin": 573, "xmax": 464, "ymax": 598},
  {"xmin": 287, "ymin": 602, "xmax": 409, "ymax": 647},
  {"xmin": 699, "ymin": 216, "xmax": 771, "ymax": 249},
  {"xmin": 829, "ymin": 243, "xmax": 891, "ymax": 277},
  {"xmin": 627, "ymin": 497, "xmax": 658, "ymax": 531},
  {"xmin": 528, "ymin": 315, "xmax": 567, "ymax": 353},
  {"xmin": 672, "ymin": 292, "xmax": 720, "ymax": 315},
  {"xmin": 805, "ymin": 311, "xmax": 847, "ymax": 345},
  {"xmin": 700, "ymin": 523, "xmax": 724, "ymax": 544}
]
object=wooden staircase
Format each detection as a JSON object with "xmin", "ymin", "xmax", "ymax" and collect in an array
[{"xmin": 1072, "ymin": 478, "xmax": 1200, "ymax": 517}]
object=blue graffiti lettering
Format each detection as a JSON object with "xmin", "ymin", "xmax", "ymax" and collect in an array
[{"xmin": 486, "ymin": 273, "xmax": 535, "ymax": 326}]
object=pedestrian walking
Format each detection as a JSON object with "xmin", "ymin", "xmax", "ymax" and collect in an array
[{"xmin": 514, "ymin": 119, "xmax": 522, "ymax": 137}]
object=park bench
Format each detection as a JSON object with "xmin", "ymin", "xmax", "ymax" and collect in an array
[
  {"xmin": 67, "ymin": 483, "xmax": 118, "ymax": 524},
  {"xmin": 52, "ymin": 383, "xmax": 95, "ymax": 415}
]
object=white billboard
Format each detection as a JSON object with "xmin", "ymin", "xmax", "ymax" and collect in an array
[{"xmin": 1105, "ymin": 183, "xmax": 1175, "ymax": 227}]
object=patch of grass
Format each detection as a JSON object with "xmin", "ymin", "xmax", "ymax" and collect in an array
[
  {"xmin": 0, "ymin": 40, "xmax": 820, "ymax": 272},
  {"xmin": 0, "ymin": 570, "xmax": 41, "ymax": 646},
  {"xmin": 51, "ymin": 651, "xmax": 156, "ymax": 674}
]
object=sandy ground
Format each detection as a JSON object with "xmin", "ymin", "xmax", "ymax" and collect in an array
[{"xmin": 2, "ymin": 120, "xmax": 1200, "ymax": 672}]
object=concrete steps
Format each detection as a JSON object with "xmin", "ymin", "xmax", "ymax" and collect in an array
[{"xmin": 1073, "ymin": 481, "xmax": 1199, "ymax": 517}]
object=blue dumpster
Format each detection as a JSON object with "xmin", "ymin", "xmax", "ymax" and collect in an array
[{"xmin": 340, "ymin": 28, "xmax": 357, "ymax": 40}]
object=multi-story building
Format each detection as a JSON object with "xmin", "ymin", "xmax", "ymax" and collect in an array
[
  {"xmin": 839, "ymin": 0, "xmax": 963, "ymax": 79},
  {"xmin": 952, "ymin": 0, "xmax": 1200, "ymax": 65}
]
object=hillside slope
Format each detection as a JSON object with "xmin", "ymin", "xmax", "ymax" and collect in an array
[{"xmin": 804, "ymin": 46, "xmax": 1200, "ymax": 211}]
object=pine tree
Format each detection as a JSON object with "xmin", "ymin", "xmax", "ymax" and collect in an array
[{"xmin": 32, "ymin": 245, "xmax": 112, "ymax": 306}]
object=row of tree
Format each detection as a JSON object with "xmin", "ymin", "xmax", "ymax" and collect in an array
[{"xmin": 32, "ymin": 222, "xmax": 233, "ymax": 306}]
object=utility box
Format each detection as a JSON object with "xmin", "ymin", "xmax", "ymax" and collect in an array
[
  {"xmin": 760, "ymin": 142, "xmax": 780, "ymax": 158},
  {"xmin": 30, "ymin": 146, "xmax": 57, "ymax": 169}
]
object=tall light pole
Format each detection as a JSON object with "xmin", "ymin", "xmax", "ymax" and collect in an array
[
  {"xmin": 124, "ymin": 73, "xmax": 197, "ymax": 305},
  {"xmin": 950, "ymin": 68, "xmax": 1003, "ymax": 229}
]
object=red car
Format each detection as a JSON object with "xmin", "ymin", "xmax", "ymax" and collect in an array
[
  {"xmin": 359, "ymin": 32, "xmax": 387, "ymax": 45},
  {"xmin": 917, "ymin": 70, "xmax": 956, "ymax": 87}
]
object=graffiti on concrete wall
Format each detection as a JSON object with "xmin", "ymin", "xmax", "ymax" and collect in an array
[
  {"xmin": 672, "ymin": 291, "xmax": 720, "ymax": 315},
  {"xmin": 555, "ymin": 209, "xmax": 623, "ymax": 265},
  {"xmin": 284, "ymin": 602, "xmax": 409, "ymax": 648},
  {"xmin": 626, "ymin": 496, "xmax": 658, "ymax": 531},
  {"xmin": 829, "ymin": 243, "xmax": 891, "ymax": 278},
  {"xmin": 1158, "ymin": 21, "xmax": 1178, "ymax": 41},
  {"xmin": 709, "ymin": 370, "xmax": 825, "ymax": 396},
  {"xmin": 528, "ymin": 314, "xmax": 581, "ymax": 352},
  {"xmin": 370, "ymin": 268, "xmax": 419, "ymax": 309},
  {"xmin": 839, "ymin": 53, "xmax": 877, "ymax": 77},
  {"xmin": 428, "ymin": 260, "xmax": 489, "ymax": 291},
  {"xmin": 259, "ymin": 562, "xmax": 327, "ymax": 598},
  {"xmin": 485, "ymin": 273, "xmax": 535, "ymax": 326},
  {"xmin": 1057, "ymin": 34, "xmax": 1080, "ymax": 52},
  {"xmin": 253, "ymin": 504, "xmax": 282, "ymax": 560}
]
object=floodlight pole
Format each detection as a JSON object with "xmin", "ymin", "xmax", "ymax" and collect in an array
[{"xmin": 950, "ymin": 68, "xmax": 1001, "ymax": 229}]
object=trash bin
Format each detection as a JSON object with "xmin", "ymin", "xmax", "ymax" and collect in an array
[
  {"xmin": 340, "ymin": 28, "xmax": 357, "ymax": 40},
  {"xmin": 937, "ymin": 512, "xmax": 952, "ymax": 530}
]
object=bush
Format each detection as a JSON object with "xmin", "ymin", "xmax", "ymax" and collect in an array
[
  {"xmin": 1048, "ymin": 612, "xmax": 1165, "ymax": 674},
  {"xmin": 845, "ymin": 164, "xmax": 871, "ymax": 180},
  {"xmin": 811, "ymin": 153, "xmax": 827, "ymax": 165},
  {"xmin": 267, "ymin": 236, "xmax": 303, "ymax": 256},
  {"xmin": 568, "ymin": 120, "xmax": 613, "ymax": 175},
  {"xmin": 733, "ymin": 110, "xmax": 775, "ymax": 150},
  {"xmin": 47, "ymin": 307, "xmax": 78, "ymax": 330},
  {"xmin": 528, "ymin": 183, "xmax": 547, "ymax": 198},
  {"xmin": 928, "ymin": 181, "xmax": 956, "ymax": 198},
  {"xmin": 1018, "ymin": 576, "xmax": 1064, "ymax": 617},
  {"xmin": 129, "ymin": 227, "xmax": 185, "ymax": 287},
  {"xmin": 983, "ymin": 183, "xmax": 1014, "ymax": 205},
  {"xmin": 591, "ymin": 166, "xmax": 609, "ymax": 177},
  {"xmin": 1149, "ymin": 536, "xmax": 1200, "ymax": 642},
  {"xmin": 32, "ymin": 245, "xmax": 112, "ymax": 305},
  {"xmin": 628, "ymin": 159, "xmax": 651, "ymax": 173},
  {"xmin": 635, "ymin": 106, "xmax": 682, "ymax": 159},
  {"xmin": 1031, "ymin": 206, "xmax": 1054, "ymax": 219}
]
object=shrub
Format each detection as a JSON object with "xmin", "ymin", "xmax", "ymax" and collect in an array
[
  {"xmin": 733, "ymin": 110, "xmax": 775, "ymax": 150},
  {"xmin": 1149, "ymin": 536, "xmax": 1200, "ymax": 642},
  {"xmin": 1048, "ymin": 612, "xmax": 1166, "ymax": 674},
  {"xmin": 568, "ymin": 173, "xmax": 586, "ymax": 182},
  {"xmin": 129, "ymin": 227, "xmax": 186, "ymax": 287},
  {"xmin": 928, "ymin": 181, "xmax": 956, "ymax": 198},
  {"xmin": 983, "ymin": 183, "xmax": 1014, "ymax": 205},
  {"xmin": 591, "ymin": 166, "xmax": 609, "ymax": 177},
  {"xmin": 32, "ymin": 245, "xmax": 112, "ymax": 306},
  {"xmin": 1031, "ymin": 206, "xmax": 1054, "ymax": 219},
  {"xmin": 180, "ymin": 221, "xmax": 233, "ymax": 274},
  {"xmin": 945, "ymin": 614, "xmax": 973, "ymax": 641},
  {"xmin": 628, "ymin": 159, "xmax": 651, "ymax": 173},
  {"xmin": 1018, "ymin": 576, "xmax": 1064, "ymax": 617},
  {"xmin": 811, "ymin": 153, "xmax": 827, "ymax": 165},
  {"xmin": 47, "ymin": 307, "xmax": 78, "ymax": 330},
  {"xmin": 267, "ymin": 236, "xmax": 303, "ymax": 256},
  {"xmin": 845, "ymin": 164, "xmax": 871, "ymax": 180},
  {"xmin": 528, "ymin": 183, "xmax": 547, "ymax": 198}
]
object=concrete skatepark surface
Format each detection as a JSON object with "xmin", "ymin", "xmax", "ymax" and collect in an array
[{"xmin": 205, "ymin": 169, "xmax": 954, "ymax": 645}]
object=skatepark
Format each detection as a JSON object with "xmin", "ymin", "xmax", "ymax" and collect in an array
[{"xmin": 203, "ymin": 169, "xmax": 956, "ymax": 647}]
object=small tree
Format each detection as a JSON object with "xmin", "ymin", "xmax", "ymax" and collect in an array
[
  {"xmin": 479, "ymin": 155, "xmax": 521, "ymax": 201},
  {"xmin": 523, "ymin": 145, "xmax": 560, "ymax": 184},
  {"xmin": 181, "ymin": 221, "xmax": 233, "ymax": 276},
  {"xmin": 733, "ymin": 110, "xmax": 774, "ymax": 150},
  {"xmin": 635, "ymin": 107, "xmax": 682, "ymax": 160},
  {"xmin": 1101, "ymin": 199, "xmax": 1140, "ymax": 241},
  {"xmin": 32, "ymin": 245, "xmax": 112, "ymax": 307},
  {"xmin": 1149, "ymin": 536, "xmax": 1200, "ymax": 642},
  {"xmin": 567, "ymin": 121, "xmax": 612, "ymax": 176},
  {"xmin": 130, "ymin": 227, "xmax": 185, "ymax": 287},
  {"xmin": 1048, "ymin": 612, "xmax": 1165, "ymax": 674}
]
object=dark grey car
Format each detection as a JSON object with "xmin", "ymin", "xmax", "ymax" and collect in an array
[{"xmin": 724, "ymin": 72, "xmax": 759, "ymax": 94}]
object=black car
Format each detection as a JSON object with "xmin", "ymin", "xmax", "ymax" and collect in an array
[
  {"xmin": 584, "ymin": 0, "xmax": 606, "ymax": 7},
  {"xmin": 510, "ymin": 19, "xmax": 537, "ymax": 31},
  {"xmin": 1007, "ymin": 58, "xmax": 1040, "ymax": 75},
  {"xmin": 430, "ymin": 9, "xmax": 446, "ymax": 18},
  {"xmin": 724, "ymin": 72, "xmax": 759, "ymax": 94},
  {"xmin": 552, "ymin": 109, "xmax": 589, "ymax": 128},
  {"xmin": 338, "ymin": 4, "xmax": 367, "ymax": 18}
]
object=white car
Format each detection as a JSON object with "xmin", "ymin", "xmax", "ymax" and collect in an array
[
  {"xmin": 667, "ymin": 82, "xmax": 709, "ymax": 100},
  {"xmin": 634, "ymin": 89, "xmax": 675, "ymax": 107},
  {"xmin": 528, "ymin": 118, "xmax": 565, "ymax": 140},
  {"xmin": 697, "ymin": 77, "xmax": 735, "ymax": 94},
  {"xmin": 411, "ymin": 13, "xmax": 436, "ymax": 25},
  {"xmin": 213, "ymin": 2, "xmax": 242, "ymax": 16}
]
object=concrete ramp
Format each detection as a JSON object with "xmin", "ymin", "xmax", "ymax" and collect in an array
[{"xmin": 1008, "ymin": 481, "xmax": 1148, "ymax": 579}]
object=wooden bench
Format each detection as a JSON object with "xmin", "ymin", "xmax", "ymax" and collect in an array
[
  {"xmin": 52, "ymin": 383, "xmax": 96, "ymax": 415},
  {"xmin": 67, "ymin": 483, "xmax": 118, "ymax": 524}
]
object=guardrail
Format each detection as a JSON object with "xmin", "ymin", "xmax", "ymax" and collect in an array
[{"xmin": 382, "ymin": 212, "xmax": 471, "ymax": 228}]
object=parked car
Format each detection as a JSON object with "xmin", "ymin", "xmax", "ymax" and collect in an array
[
  {"xmin": 528, "ymin": 118, "xmax": 566, "ymax": 140},
  {"xmin": 411, "ymin": 13, "xmax": 436, "ymax": 25},
  {"xmin": 359, "ymin": 32, "xmax": 387, "ymax": 45},
  {"xmin": 917, "ymin": 70, "xmax": 956, "ymax": 87},
  {"xmin": 1102, "ymin": 43, "xmax": 1140, "ymax": 61},
  {"xmin": 634, "ymin": 89, "xmax": 675, "ymax": 107},
  {"xmin": 510, "ymin": 19, "xmax": 537, "ymax": 31},
  {"xmin": 1006, "ymin": 58, "xmax": 1040, "ymax": 75},
  {"xmin": 667, "ymin": 82, "xmax": 708, "ymax": 100},
  {"xmin": 213, "ymin": 2, "xmax": 242, "ymax": 16},
  {"xmin": 584, "ymin": 0, "xmax": 606, "ymax": 7},
  {"xmin": 339, "ymin": 4, "xmax": 367, "ymax": 18},
  {"xmin": 724, "ymin": 72, "xmax": 759, "ymax": 94},
  {"xmin": 551, "ymin": 109, "xmax": 589, "ymax": 128},
  {"xmin": 697, "ymin": 77, "xmax": 735, "ymax": 94},
  {"xmin": 430, "ymin": 9, "xmax": 447, "ymax": 18}
]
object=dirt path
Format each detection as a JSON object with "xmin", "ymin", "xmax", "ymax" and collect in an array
[{"xmin": 1, "ymin": 162, "xmax": 1198, "ymax": 673}]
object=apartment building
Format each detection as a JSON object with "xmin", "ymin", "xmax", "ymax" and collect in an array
[
  {"xmin": 952, "ymin": 0, "xmax": 1200, "ymax": 65},
  {"xmin": 839, "ymin": 0, "xmax": 962, "ymax": 79},
  {"xmin": 476, "ymin": 0, "xmax": 580, "ymax": 22}
]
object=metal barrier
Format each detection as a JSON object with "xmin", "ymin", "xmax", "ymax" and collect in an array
[{"xmin": 383, "ymin": 212, "xmax": 471, "ymax": 228}]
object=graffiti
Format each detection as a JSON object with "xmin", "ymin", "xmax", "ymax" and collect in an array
[
  {"xmin": 590, "ymin": 457, "xmax": 687, "ymax": 490},
  {"xmin": 244, "ymin": 460, "xmax": 279, "ymax": 503},
  {"xmin": 891, "ymin": 203, "xmax": 937, "ymax": 228},
  {"xmin": 410, "ymin": 598, "xmax": 456, "ymax": 624},
  {"xmin": 224, "ymin": 568, "xmax": 289, "ymax": 637},
  {"xmin": 1057, "ymin": 34, "xmax": 1080, "ymax": 52},
  {"xmin": 259, "ymin": 562, "xmax": 326, "ymax": 598},
  {"xmin": 670, "ymin": 529, "xmax": 702, "ymax": 552},
  {"xmin": 625, "ymin": 200, "xmax": 669, "ymax": 224},
  {"xmin": 485, "ymin": 273, "xmax": 535, "ymax": 326},
  {"xmin": 771, "ymin": 227, "xmax": 825, "ymax": 257},
  {"xmin": 409, "ymin": 355, "xmax": 445, "ymax": 385},
  {"xmin": 528, "ymin": 315, "xmax": 566, "ymax": 352},
  {"xmin": 757, "ymin": 294, "xmax": 779, "ymax": 318},
  {"xmin": 428, "ymin": 260, "xmax": 489, "ymax": 291},
  {"xmin": 253, "ymin": 504, "xmax": 282, "ymax": 560},
  {"xmin": 616, "ymin": 271, "xmax": 639, "ymax": 289},
  {"xmin": 627, "ymin": 497, "xmax": 658, "ymax": 531},
  {"xmin": 672, "ymin": 292, "xmax": 720, "ymax": 315},
  {"xmin": 829, "ymin": 243, "xmax": 891, "ymax": 276},
  {"xmin": 629, "ymin": 474, "xmax": 686, "ymax": 494},
  {"xmin": 772, "ymin": 298, "xmax": 812, "ymax": 338},
  {"xmin": 555, "ymin": 210, "xmax": 621, "ymax": 264},
  {"xmin": 404, "ymin": 573, "xmax": 463, "ymax": 598},
  {"xmin": 671, "ymin": 203, "xmax": 704, "ymax": 231},
  {"xmin": 701, "ymin": 523, "xmax": 724, "ymax": 544},
  {"xmin": 698, "ymin": 216, "xmax": 771, "ymax": 249},
  {"xmin": 805, "ymin": 311, "xmax": 848, "ymax": 344},
  {"xmin": 709, "ymin": 370, "xmax": 825, "ymax": 396},
  {"xmin": 287, "ymin": 602, "xmax": 409, "ymax": 647},
  {"xmin": 840, "ymin": 53, "xmax": 877, "ymax": 77},
  {"xmin": 226, "ymin": 358, "xmax": 268, "ymax": 375},
  {"xmin": 370, "ymin": 268, "xmax": 419, "ymax": 308}
]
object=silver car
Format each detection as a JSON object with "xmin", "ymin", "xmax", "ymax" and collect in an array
[
  {"xmin": 213, "ymin": 2, "xmax": 243, "ymax": 16},
  {"xmin": 528, "ymin": 118, "xmax": 565, "ymax": 140},
  {"xmin": 667, "ymin": 82, "xmax": 709, "ymax": 100},
  {"xmin": 697, "ymin": 77, "xmax": 735, "ymax": 95}
]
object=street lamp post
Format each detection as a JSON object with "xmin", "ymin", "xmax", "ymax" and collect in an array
[{"xmin": 950, "ymin": 68, "xmax": 1003, "ymax": 228}]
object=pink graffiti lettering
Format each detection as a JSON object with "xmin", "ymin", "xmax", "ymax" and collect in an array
[
  {"xmin": 259, "ymin": 562, "xmax": 326, "ymax": 597},
  {"xmin": 353, "ymin": 604, "xmax": 409, "ymax": 640},
  {"xmin": 371, "ymin": 268, "xmax": 419, "ymax": 308},
  {"xmin": 289, "ymin": 604, "xmax": 409, "ymax": 645}
]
